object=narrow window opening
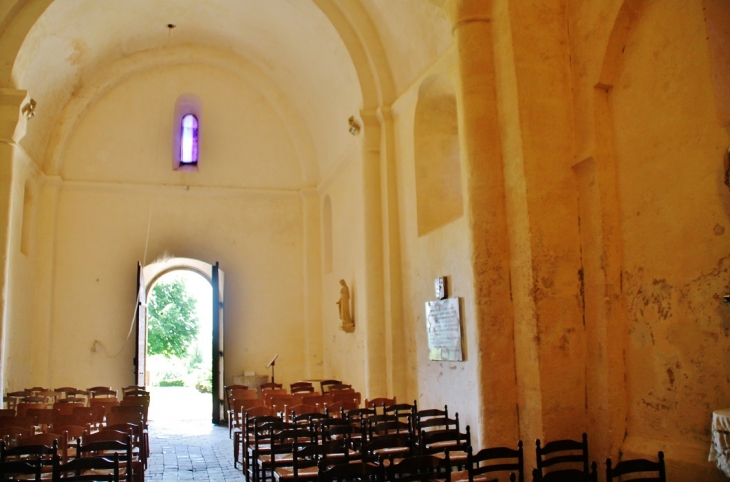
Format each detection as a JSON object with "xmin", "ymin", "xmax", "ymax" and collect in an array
[{"xmin": 180, "ymin": 114, "xmax": 199, "ymax": 165}]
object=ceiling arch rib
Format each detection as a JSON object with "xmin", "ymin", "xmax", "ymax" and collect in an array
[{"xmin": 312, "ymin": 0, "xmax": 395, "ymax": 110}]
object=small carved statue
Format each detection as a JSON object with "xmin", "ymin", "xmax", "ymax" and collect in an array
[{"xmin": 336, "ymin": 279, "xmax": 355, "ymax": 332}]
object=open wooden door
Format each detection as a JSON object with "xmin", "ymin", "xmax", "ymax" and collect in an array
[
  {"xmin": 134, "ymin": 262, "xmax": 147, "ymax": 386},
  {"xmin": 212, "ymin": 262, "xmax": 225, "ymax": 424}
]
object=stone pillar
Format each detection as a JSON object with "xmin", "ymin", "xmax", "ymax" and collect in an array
[
  {"xmin": 0, "ymin": 88, "xmax": 29, "ymax": 397},
  {"xmin": 445, "ymin": 0, "xmax": 519, "ymax": 446},
  {"xmin": 360, "ymin": 110, "xmax": 387, "ymax": 397},
  {"xmin": 376, "ymin": 105, "xmax": 406, "ymax": 400}
]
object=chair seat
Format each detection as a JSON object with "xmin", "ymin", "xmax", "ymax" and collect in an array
[
  {"xmin": 273, "ymin": 466, "xmax": 319, "ymax": 480},
  {"xmin": 258, "ymin": 453, "xmax": 294, "ymax": 465},
  {"xmin": 433, "ymin": 450, "xmax": 468, "ymax": 462},
  {"xmin": 450, "ymin": 471, "xmax": 494, "ymax": 482}
]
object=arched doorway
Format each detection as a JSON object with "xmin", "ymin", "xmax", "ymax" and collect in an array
[{"xmin": 140, "ymin": 258, "xmax": 225, "ymax": 424}]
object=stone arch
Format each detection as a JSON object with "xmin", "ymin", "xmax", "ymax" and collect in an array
[{"xmin": 414, "ymin": 74, "xmax": 463, "ymax": 236}]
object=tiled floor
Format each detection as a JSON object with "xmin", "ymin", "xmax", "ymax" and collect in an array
[
  {"xmin": 145, "ymin": 418, "xmax": 245, "ymax": 481},
  {"xmin": 145, "ymin": 386, "xmax": 245, "ymax": 481}
]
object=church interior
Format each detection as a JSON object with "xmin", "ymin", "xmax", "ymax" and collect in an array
[{"xmin": 0, "ymin": 0, "xmax": 729, "ymax": 479}]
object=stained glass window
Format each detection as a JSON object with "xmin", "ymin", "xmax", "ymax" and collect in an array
[{"xmin": 180, "ymin": 114, "xmax": 199, "ymax": 164}]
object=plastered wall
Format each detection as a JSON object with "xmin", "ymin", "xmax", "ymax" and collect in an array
[{"xmin": 22, "ymin": 57, "xmax": 313, "ymax": 391}]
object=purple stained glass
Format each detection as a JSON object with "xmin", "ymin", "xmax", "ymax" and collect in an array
[{"xmin": 180, "ymin": 114, "xmax": 198, "ymax": 164}]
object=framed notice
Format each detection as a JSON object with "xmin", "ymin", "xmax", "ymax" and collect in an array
[{"xmin": 425, "ymin": 297, "xmax": 463, "ymax": 361}]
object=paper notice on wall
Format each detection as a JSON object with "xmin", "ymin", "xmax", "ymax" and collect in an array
[{"xmin": 425, "ymin": 297, "xmax": 463, "ymax": 361}]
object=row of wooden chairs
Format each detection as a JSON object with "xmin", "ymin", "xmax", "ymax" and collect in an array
[
  {"xmin": 238, "ymin": 402, "xmax": 471, "ymax": 482},
  {"xmin": 0, "ymin": 424, "xmax": 143, "ymax": 481},
  {"xmin": 4, "ymin": 386, "xmax": 148, "ymax": 413}
]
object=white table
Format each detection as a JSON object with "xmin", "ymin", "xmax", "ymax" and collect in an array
[{"xmin": 710, "ymin": 408, "xmax": 730, "ymax": 477}]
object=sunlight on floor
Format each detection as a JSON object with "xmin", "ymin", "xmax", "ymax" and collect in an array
[{"xmin": 148, "ymin": 386, "xmax": 214, "ymax": 436}]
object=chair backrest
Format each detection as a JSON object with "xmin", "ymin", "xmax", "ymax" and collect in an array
[
  {"xmin": 89, "ymin": 399, "xmax": 120, "ymax": 416},
  {"xmin": 534, "ymin": 433, "xmax": 596, "ymax": 481},
  {"xmin": 466, "ymin": 441, "xmax": 524, "ymax": 482},
  {"xmin": 87, "ymin": 387, "xmax": 117, "ymax": 399},
  {"xmin": 53, "ymin": 401, "xmax": 84, "ymax": 417},
  {"xmin": 332, "ymin": 391, "xmax": 361, "ymax": 406},
  {"xmin": 319, "ymin": 459, "xmax": 377, "ymax": 482},
  {"xmin": 325, "ymin": 401, "xmax": 359, "ymax": 418},
  {"xmin": 385, "ymin": 454, "xmax": 451, "ymax": 481},
  {"xmin": 0, "ymin": 416, "xmax": 37, "ymax": 431},
  {"xmin": 417, "ymin": 413, "xmax": 459, "ymax": 434},
  {"xmin": 364, "ymin": 397, "xmax": 396, "ymax": 415},
  {"xmin": 328, "ymin": 384, "xmax": 353, "ymax": 393},
  {"xmin": 605, "ymin": 451, "xmax": 666, "ymax": 482},
  {"xmin": 290, "ymin": 382, "xmax": 315, "ymax": 394},
  {"xmin": 319, "ymin": 380, "xmax": 342, "ymax": 394},
  {"xmin": 361, "ymin": 433, "xmax": 412, "ymax": 464},
  {"xmin": 0, "ymin": 459, "xmax": 42, "ymax": 481},
  {"xmin": 260, "ymin": 382, "xmax": 283, "ymax": 391},
  {"xmin": 262, "ymin": 389, "xmax": 288, "ymax": 407},
  {"xmin": 420, "ymin": 426, "xmax": 471, "ymax": 457},
  {"xmin": 53, "ymin": 453, "xmax": 120, "ymax": 481},
  {"xmin": 17, "ymin": 403, "xmax": 49, "ymax": 417}
]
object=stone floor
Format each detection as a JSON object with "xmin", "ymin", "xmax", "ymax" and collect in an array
[{"xmin": 145, "ymin": 386, "xmax": 246, "ymax": 481}]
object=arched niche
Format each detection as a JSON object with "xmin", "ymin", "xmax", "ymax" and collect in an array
[{"xmin": 414, "ymin": 74, "xmax": 463, "ymax": 236}]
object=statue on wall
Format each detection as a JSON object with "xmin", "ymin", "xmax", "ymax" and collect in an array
[{"xmin": 337, "ymin": 279, "xmax": 355, "ymax": 333}]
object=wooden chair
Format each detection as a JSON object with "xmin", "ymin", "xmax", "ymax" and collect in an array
[
  {"xmin": 290, "ymin": 382, "xmax": 315, "ymax": 394},
  {"xmin": 383, "ymin": 453, "xmax": 451, "ymax": 481},
  {"xmin": 605, "ymin": 451, "xmax": 665, "ymax": 482},
  {"xmin": 301, "ymin": 394, "xmax": 333, "ymax": 413},
  {"xmin": 533, "ymin": 433, "xmax": 597, "ymax": 482},
  {"xmin": 418, "ymin": 426, "xmax": 471, "ymax": 469},
  {"xmin": 248, "ymin": 420, "xmax": 296, "ymax": 482},
  {"xmin": 263, "ymin": 389, "xmax": 288, "ymax": 408},
  {"xmin": 236, "ymin": 410, "xmax": 278, "ymax": 471},
  {"xmin": 287, "ymin": 405, "xmax": 322, "ymax": 420},
  {"xmin": 52, "ymin": 453, "xmax": 120, "ymax": 481},
  {"xmin": 105, "ymin": 419, "xmax": 147, "ymax": 469},
  {"xmin": 50, "ymin": 425, "xmax": 86, "ymax": 463},
  {"xmin": 318, "ymin": 459, "xmax": 378, "ymax": 482},
  {"xmin": 230, "ymin": 398, "xmax": 265, "ymax": 438},
  {"xmin": 327, "ymin": 386, "xmax": 354, "ymax": 396},
  {"xmin": 17, "ymin": 402, "xmax": 50, "ymax": 417},
  {"xmin": 0, "ymin": 426, "xmax": 32, "ymax": 448},
  {"xmin": 71, "ymin": 407, "xmax": 104, "ymax": 431},
  {"xmin": 233, "ymin": 407, "xmax": 276, "ymax": 469},
  {"xmin": 270, "ymin": 395, "xmax": 296, "ymax": 415},
  {"xmin": 26, "ymin": 408, "xmax": 60, "ymax": 433},
  {"xmin": 319, "ymin": 380, "xmax": 342, "ymax": 394},
  {"xmin": 365, "ymin": 397, "xmax": 396, "ymax": 415},
  {"xmin": 324, "ymin": 401, "xmax": 359, "ymax": 418},
  {"xmin": 0, "ymin": 459, "xmax": 42, "ymax": 481},
  {"xmin": 0, "ymin": 416, "xmax": 37, "ymax": 431},
  {"xmin": 121, "ymin": 386, "xmax": 147, "ymax": 398},
  {"xmin": 87, "ymin": 387, "xmax": 118, "ymax": 399},
  {"xmin": 54, "ymin": 401, "xmax": 85, "ymax": 417},
  {"xmin": 1, "ymin": 437, "xmax": 58, "ymax": 477},
  {"xmin": 260, "ymin": 383, "xmax": 283, "ymax": 392},
  {"xmin": 259, "ymin": 427, "xmax": 317, "ymax": 482},
  {"xmin": 89, "ymin": 399, "xmax": 120, "ymax": 417},
  {"xmin": 0, "ymin": 411, "xmax": 13, "ymax": 419},
  {"xmin": 332, "ymin": 392, "xmax": 361, "ymax": 407},
  {"xmin": 77, "ymin": 431, "xmax": 137, "ymax": 482},
  {"xmin": 361, "ymin": 433, "xmax": 412, "ymax": 467},
  {"xmin": 225, "ymin": 384, "xmax": 249, "ymax": 418},
  {"xmin": 451, "ymin": 442, "xmax": 524, "ymax": 482}
]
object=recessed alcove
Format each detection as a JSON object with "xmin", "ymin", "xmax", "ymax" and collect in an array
[{"xmin": 414, "ymin": 74, "xmax": 463, "ymax": 236}]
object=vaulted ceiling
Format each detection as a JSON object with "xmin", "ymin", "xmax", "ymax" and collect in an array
[{"xmin": 2, "ymin": 0, "xmax": 452, "ymax": 183}]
